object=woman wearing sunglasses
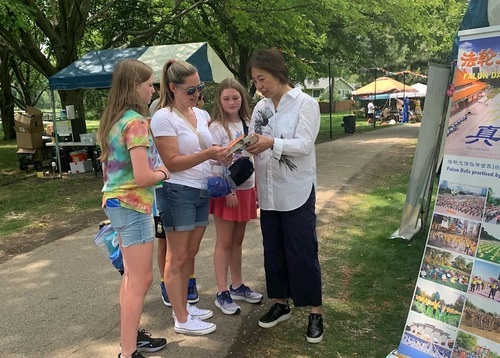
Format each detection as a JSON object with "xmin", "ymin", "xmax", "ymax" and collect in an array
[{"xmin": 150, "ymin": 59, "xmax": 230, "ymax": 335}]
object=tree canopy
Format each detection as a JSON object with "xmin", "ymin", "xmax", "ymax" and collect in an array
[{"xmin": 0, "ymin": 0, "xmax": 469, "ymax": 139}]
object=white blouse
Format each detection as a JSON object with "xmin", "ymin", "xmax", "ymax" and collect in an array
[{"xmin": 249, "ymin": 87, "xmax": 320, "ymax": 211}]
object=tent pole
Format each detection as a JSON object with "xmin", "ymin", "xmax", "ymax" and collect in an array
[
  {"xmin": 403, "ymin": 72, "xmax": 406, "ymax": 98},
  {"xmin": 373, "ymin": 69, "xmax": 377, "ymax": 128},
  {"xmin": 50, "ymin": 91, "xmax": 62, "ymax": 177},
  {"xmin": 328, "ymin": 61, "xmax": 333, "ymax": 139}
]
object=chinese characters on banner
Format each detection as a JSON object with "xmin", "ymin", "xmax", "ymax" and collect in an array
[{"xmin": 395, "ymin": 27, "xmax": 500, "ymax": 358}]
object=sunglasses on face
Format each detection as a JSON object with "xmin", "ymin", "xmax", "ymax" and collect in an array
[{"xmin": 175, "ymin": 82, "xmax": 205, "ymax": 95}]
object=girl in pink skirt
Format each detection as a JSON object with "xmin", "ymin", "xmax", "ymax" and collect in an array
[{"xmin": 209, "ymin": 78, "xmax": 263, "ymax": 315}]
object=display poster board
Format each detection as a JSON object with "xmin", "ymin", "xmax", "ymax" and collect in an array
[{"xmin": 393, "ymin": 25, "xmax": 500, "ymax": 358}]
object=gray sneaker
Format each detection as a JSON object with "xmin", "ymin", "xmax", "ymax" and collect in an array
[
  {"xmin": 215, "ymin": 290, "xmax": 241, "ymax": 315},
  {"xmin": 230, "ymin": 284, "xmax": 263, "ymax": 304}
]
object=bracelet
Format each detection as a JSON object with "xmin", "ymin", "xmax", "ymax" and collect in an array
[{"xmin": 155, "ymin": 169, "xmax": 168, "ymax": 181}]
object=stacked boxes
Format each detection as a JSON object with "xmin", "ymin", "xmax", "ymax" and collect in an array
[
  {"xmin": 15, "ymin": 106, "xmax": 44, "ymax": 149},
  {"xmin": 15, "ymin": 106, "xmax": 44, "ymax": 161}
]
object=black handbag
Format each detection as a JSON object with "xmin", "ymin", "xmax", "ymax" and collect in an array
[
  {"xmin": 229, "ymin": 118, "xmax": 254, "ymax": 186},
  {"xmin": 229, "ymin": 157, "xmax": 254, "ymax": 186}
]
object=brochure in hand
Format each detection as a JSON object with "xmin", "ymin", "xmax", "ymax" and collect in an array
[{"xmin": 227, "ymin": 134, "xmax": 258, "ymax": 155}]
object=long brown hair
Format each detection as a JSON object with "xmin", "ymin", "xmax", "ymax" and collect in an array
[
  {"xmin": 97, "ymin": 59, "xmax": 153, "ymax": 162},
  {"xmin": 210, "ymin": 78, "xmax": 251, "ymax": 141},
  {"xmin": 154, "ymin": 59, "xmax": 198, "ymax": 112}
]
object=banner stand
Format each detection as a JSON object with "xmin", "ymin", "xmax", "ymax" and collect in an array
[
  {"xmin": 390, "ymin": 219, "xmax": 422, "ymax": 241},
  {"xmin": 386, "ymin": 349, "xmax": 398, "ymax": 358},
  {"xmin": 390, "ymin": 24, "xmax": 500, "ymax": 358}
]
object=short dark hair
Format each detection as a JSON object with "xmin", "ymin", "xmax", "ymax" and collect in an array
[{"xmin": 246, "ymin": 48, "xmax": 289, "ymax": 85}]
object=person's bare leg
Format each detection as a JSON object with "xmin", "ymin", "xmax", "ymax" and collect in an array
[
  {"xmin": 157, "ymin": 239, "xmax": 166, "ymax": 279},
  {"xmin": 228, "ymin": 221, "xmax": 247, "ymax": 288},
  {"xmin": 119, "ymin": 240, "xmax": 154, "ymax": 357},
  {"xmin": 164, "ymin": 232, "xmax": 191, "ymax": 322},
  {"xmin": 213, "ymin": 217, "xmax": 236, "ymax": 292},
  {"xmin": 186, "ymin": 226, "xmax": 205, "ymax": 290},
  {"xmin": 165, "ymin": 226, "xmax": 206, "ymax": 322}
]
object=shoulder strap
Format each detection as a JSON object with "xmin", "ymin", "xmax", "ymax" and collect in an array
[
  {"xmin": 172, "ymin": 107, "xmax": 208, "ymax": 150},
  {"xmin": 240, "ymin": 117, "xmax": 249, "ymax": 136}
]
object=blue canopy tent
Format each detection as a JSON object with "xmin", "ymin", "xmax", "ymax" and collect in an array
[
  {"xmin": 48, "ymin": 42, "xmax": 233, "ymax": 90},
  {"xmin": 48, "ymin": 42, "xmax": 233, "ymax": 174}
]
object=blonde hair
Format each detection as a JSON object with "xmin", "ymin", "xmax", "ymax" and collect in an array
[
  {"xmin": 210, "ymin": 78, "xmax": 251, "ymax": 141},
  {"xmin": 97, "ymin": 59, "xmax": 153, "ymax": 162},
  {"xmin": 154, "ymin": 59, "xmax": 198, "ymax": 112}
]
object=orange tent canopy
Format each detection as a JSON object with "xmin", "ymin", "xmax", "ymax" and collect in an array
[{"xmin": 353, "ymin": 77, "xmax": 417, "ymax": 96}]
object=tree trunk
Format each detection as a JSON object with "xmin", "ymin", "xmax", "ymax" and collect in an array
[{"xmin": 0, "ymin": 50, "xmax": 16, "ymax": 140}]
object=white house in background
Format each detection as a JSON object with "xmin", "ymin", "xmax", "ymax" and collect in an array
[{"xmin": 295, "ymin": 77, "xmax": 356, "ymax": 100}]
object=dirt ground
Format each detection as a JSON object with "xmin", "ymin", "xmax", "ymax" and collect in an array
[{"xmin": 0, "ymin": 143, "xmax": 415, "ymax": 267}]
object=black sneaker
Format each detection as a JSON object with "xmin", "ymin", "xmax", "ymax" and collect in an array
[
  {"xmin": 136, "ymin": 329, "xmax": 167, "ymax": 353},
  {"xmin": 117, "ymin": 351, "xmax": 146, "ymax": 358},
  {"xmin": 306, "ymin": 313, "xmax": 324, "ymax": 343},
  {"xmin": 258, "ymin": 302, "xmax": 291, "ymax": 328}
]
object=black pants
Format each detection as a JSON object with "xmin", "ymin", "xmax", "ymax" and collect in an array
[{"xmin": 260, "ymin": 187, "xmax": 322, "ymax": 307}]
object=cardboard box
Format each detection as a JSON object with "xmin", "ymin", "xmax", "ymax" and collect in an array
[
  {"xmin": 15, "ymin": 128, "xmax": 43, "ymax": 149},
  {"xmin": 17, "ymin": 147, "xmax": 43, "ymax": 162},
  {"xmin": 70, "ymin": 159, "xmax": 93, "ymax": 173},
  {"xmin": 15, "ymin": 106, "xmax": 43, "ymax": 132}
]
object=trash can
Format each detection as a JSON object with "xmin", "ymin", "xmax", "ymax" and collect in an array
[{"xmin": 342, "ymin": 115, "xmax": 356, "ymax": 134}]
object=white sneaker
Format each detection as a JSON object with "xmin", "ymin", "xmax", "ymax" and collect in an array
[
  {"xmin": 174, "ymin": 314, "xmax": 216, "ymax": 335},
  {"xmin": 172, "ymin": 304, "xmax": 213, "ymax": 321}
]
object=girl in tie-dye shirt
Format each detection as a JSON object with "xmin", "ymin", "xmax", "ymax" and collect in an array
[
  {"xmin": 101, "ymin": 109, "xmax": 157, "ymax": 213},
  {"xmin": 96, "ymin": 59, "xmax": 170, "ymax": 358}
]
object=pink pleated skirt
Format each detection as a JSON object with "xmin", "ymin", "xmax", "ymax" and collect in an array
[{"xmin": 209, "ymin": 188, "xmax": 257, "ymax": 222}]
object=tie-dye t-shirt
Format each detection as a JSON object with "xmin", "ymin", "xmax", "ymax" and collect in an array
[{"xmin": 101, "ymin": 110, "xmax": 155, "ymax": 214}]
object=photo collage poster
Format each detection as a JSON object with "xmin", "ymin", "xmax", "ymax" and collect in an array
[{"xmin": 396, "ymin": 26, "xmax": 500, "ymax": 358}]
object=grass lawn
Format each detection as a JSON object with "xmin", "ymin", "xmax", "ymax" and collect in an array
[{"xmin": 0, "ymin": 129, "xmax": 102, "ymax": 237}]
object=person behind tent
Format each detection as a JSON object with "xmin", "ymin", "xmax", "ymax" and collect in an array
[{"xmin": 367, "ymin": 100, "xmax": 375, "ymax": 123}]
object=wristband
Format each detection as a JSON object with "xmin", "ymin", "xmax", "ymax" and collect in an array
[{"xmin": 155, "ymin": 169, "xmax": 168, "ymax": 181}]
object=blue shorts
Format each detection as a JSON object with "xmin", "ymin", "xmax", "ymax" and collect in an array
[
  {"xmin": 103, "ymin": 200, "xmax": 154, "ymax": 247},
  {"xmin": 156, "ymin": 182, "xmax": 210, "ymax": 232}
]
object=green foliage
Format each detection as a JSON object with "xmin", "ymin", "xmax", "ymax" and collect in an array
[
  {"xmin": 0, "ymin": 0, "xmax": 33, "ymax": 34},
  {"xmin": 0, "ymin": 0, "xmax": 469, "ymax": 127}
]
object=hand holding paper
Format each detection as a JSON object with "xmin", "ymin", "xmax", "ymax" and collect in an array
[{"xmin": 227, "ymin": 134, "xmax": 259, "ymax": 156}]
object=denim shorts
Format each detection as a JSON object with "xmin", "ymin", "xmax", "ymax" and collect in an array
[
  {"xmin": 103, "ymin": 201, "xmax": 154, "ymax": 247},
  {"xmin": 156, "ymin": 182, "xmax": 210, "ymax": 232}
]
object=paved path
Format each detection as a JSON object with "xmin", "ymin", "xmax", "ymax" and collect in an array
[{"xmin": 0, "ymin": 123, "xmax": 420, "ymax": 358}]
